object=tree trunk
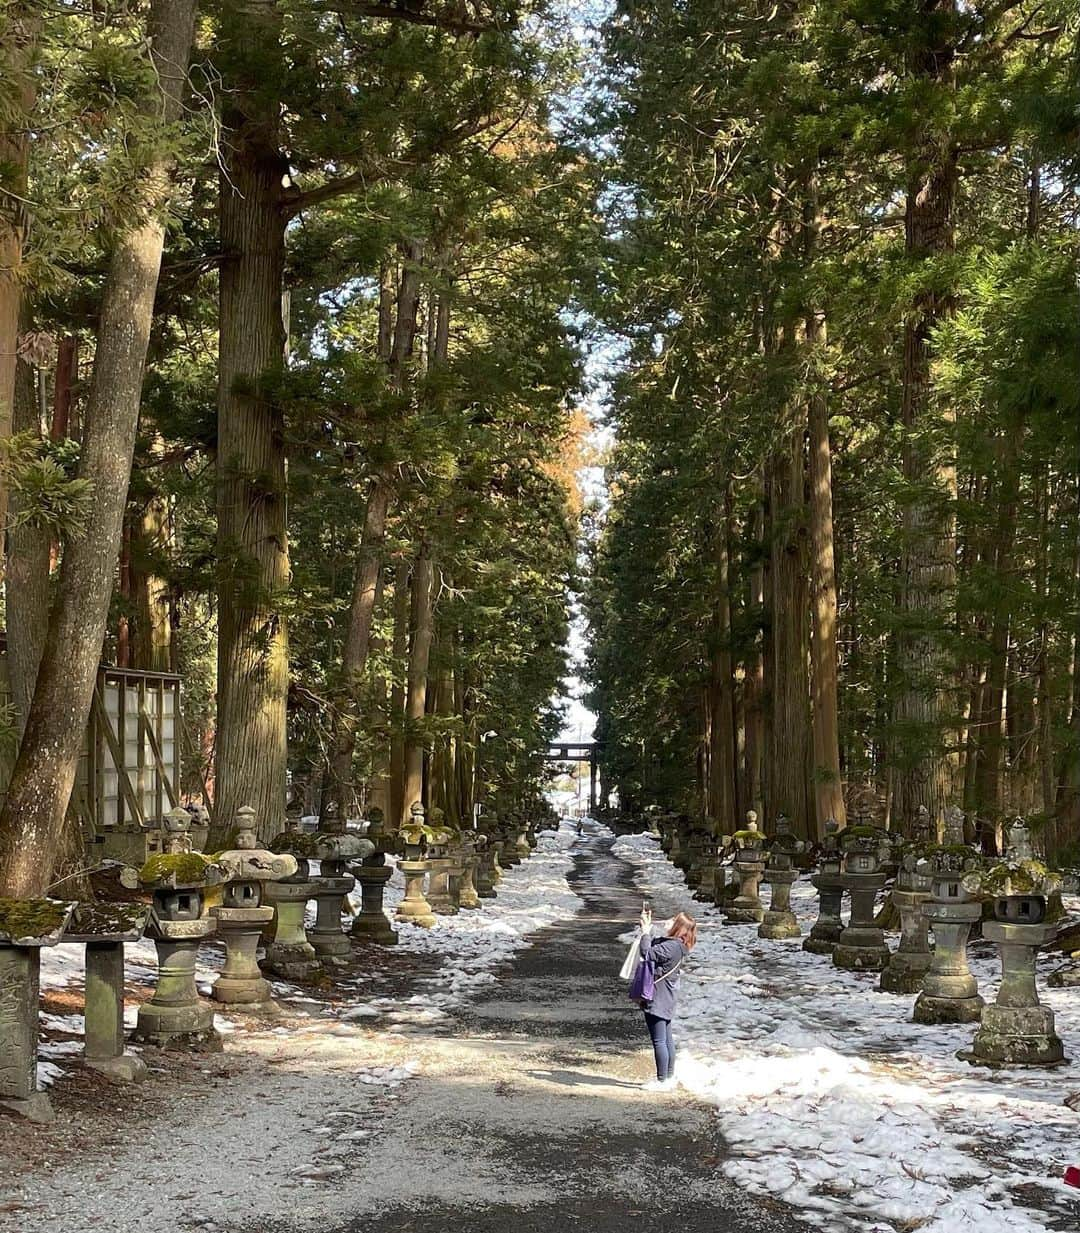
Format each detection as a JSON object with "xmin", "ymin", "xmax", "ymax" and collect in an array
[
  {"xmin": 390, "ymin": 563, "xmax": 410, "ymax": 828},
  {"xmin": 744, "ymin": 472, "xmax": 766, "ymax": 822},
  {"xmin": 768, "ymin": 417, "xmax": 812, "ymax": 839},
  {"xmin": 402, "ymin": 543, "xmax": 435, "ymax": 818},
  {"xmin": 0, "ymin": 5, "xmax": 38, "ymax": 569},
  {"xmin": 214, "ymin": 0, "xmax": 290, "ymax": 843},
  {"xmin": 0, "ymin": 0, "xmax": 198, "ymax": 897},
  {"xmin": 893, "ymin": 4, "xmax": 959, "ymax": 829},
  {"xmin": 707, "ymin": 493, "xmax": 737, "ymax": 832},
  {"xmin": 806, "ymin": 307, "xmax": 846, "ymax": 835}
]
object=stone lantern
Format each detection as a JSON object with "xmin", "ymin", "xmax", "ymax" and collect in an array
[
  {"xmin": 474, "ymin": 824, "xmax": 498, "ymax": 899},
  {"xmin": 510, "ymin": 811, "xmax": 532, "ymax": 863},
  {"xmin": 0, "ymin": 897, "xmax": 76, "ymax": 1121},
  {"xmin": 263, "ymin": 816, "xmax": 322, "ymax": 980},
  {"xmin": 723, "ymin": 812, "xmax": 767, "ymax": 925},
  {"xmin": 879, "ymin": 806, "xmax": 935, "ymax": 994},
  {"xmin": 832, "ymin": 827, "xmax": 890, "ymax": 971},
  {"xmin": 133, "ymin": 806, "xmax": 225, "ymax": 1050},
  {"xmin": 395, "ymin": 802, "xmax": 437, "ymax": 928},
  {"xmin": 309, "ymin": 811, "xmax": 374, "ymax": 963},
  {"xmin": 425, "ymin": 814, "xmax": 460, "ymax": 917},
  {"xmin": 804, "ymin": 819, "xmax": 845, "ymax": 954},
  {"xmin": 913, "ymin": 807, "xmax": 984, "ymax": 1025},
  {"xmin": 457, "ymin": 829, "xmax": 482, "ymax": 910},
  {"xmin": 350, "ymin": 809, "xmax": 399, "ymax": 946},
  {"xmin": 212, "ymin": 806, "xmax": 298, "ymax": 1005},
  {"xmin": 961, "ymin": 820, "xmax": 1065, "ymax": 1068},
  {"xmin": 759, "ymin": 815, "xmax": 805, "ymax": 940}
]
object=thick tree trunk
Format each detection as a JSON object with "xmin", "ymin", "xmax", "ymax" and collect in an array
[
  {"xmin": 806, "ymin": 308, "xmax": 846, "ymax": 835},
  {"xmin": 892, "ymin": 3, "xmax": 958, "ymax": 830},
  {"xmin": 390, "ymin": 563, "xmax": 410, "ymax": 828},
  {"xmin": 0, "ymin": 0, "xmax": 198, "ymax": 897},
  {"xmin": 214, "ymin": 0, "xmax": 290, "ymax": 843},
  {"xmin": 402, "ymin": 543, "xmax": 435, "ymax": 818},
  {"xmin": 0, "ymin": 5, "xmax": 38, "ymax": 568},
  {"xmin": 5, "ymin": 336, "xmax": 50, "ymax": 739},
  {"xmin": 707, "ymin": 494, "xmax": 737, "ymax": 832},
  {"xmin": 743, "ymin": 472, "xmax": 766, "ymax": 822}
]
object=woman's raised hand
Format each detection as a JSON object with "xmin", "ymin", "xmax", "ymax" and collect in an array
[{"xmin": 639, "ymin": 906, "xmax": 653, "ymax": 933}]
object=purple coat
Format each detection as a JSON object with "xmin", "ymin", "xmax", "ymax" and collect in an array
[{"xmin": 637, "ymin": 933, "xmax": 688, "ymax": 1021}]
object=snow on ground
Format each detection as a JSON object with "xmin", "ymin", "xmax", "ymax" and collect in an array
[{"xmin": 612, "ymin": 831, "xmax": 1080, "ymax": 1233}]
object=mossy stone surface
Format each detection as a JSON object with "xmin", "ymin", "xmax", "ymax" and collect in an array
[
  {"xmin": 138, "ymin": 852, "xmax": 214, "ymax": 885},
  {"xmin": 0, "ymin": 897, "xmax": 75, "ymax": 945}
]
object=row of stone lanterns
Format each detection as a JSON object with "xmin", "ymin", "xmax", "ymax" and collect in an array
[
  {"xmin": 3, "ymin": 795, "xmax": 555, "ymax": 1121},
  {"xmin": 654, "ymin": 805, "xmax": 1070, "ymax": 1071}
]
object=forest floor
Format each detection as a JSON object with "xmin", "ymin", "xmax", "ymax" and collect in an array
[{"xmin": 0, "ymin": 825, "xmax": 800, "ymax": 1233}]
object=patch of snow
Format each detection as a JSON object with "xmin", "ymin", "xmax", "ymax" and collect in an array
[{"xmin": 612, "ymin": 830, "xmax": 1080, "ymax": 1233}]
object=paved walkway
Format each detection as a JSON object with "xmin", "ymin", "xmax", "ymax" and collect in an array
[{"xmin": 296, "ymin": 826, "xmax": 803, "ymax": 1233}]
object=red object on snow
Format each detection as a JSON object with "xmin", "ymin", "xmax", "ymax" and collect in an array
[{"xmin": 1064, "ymin": 1166, "xmax": 1080, "ymax": 1188}]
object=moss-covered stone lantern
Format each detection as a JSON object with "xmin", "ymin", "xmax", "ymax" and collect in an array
[
  {"xmin": 263, "ymin": 816, "xmax": 322, "ymax": 980},
  {"xmin": 832, "ymin": 826, "xmax": 890, "ymax": 971},
  {"xmin": 960, "ymin": 820, "xmax": 1065, "ymax": 1068},
  {"xmin": 132, "ymin": 806, "xmax": 225, "ymax": 1051},
  {"xmin": 879, "ymin": 806, "xmax": 935, "ymax": 995},
  {"xmin": 395, "ymin": 802, "xmax": 437, "ymax": 928},
  {"xmin": 308, "ymin": 810, "xmax": 373, "ymax": 963},
  {"xmin": 351, "ymin": 808, "xmax": 399, "ymax": 946},
  {"xmin": 425, "ymin": 809, "xmax": 459, "ymax": 916},
  {"xmin": 913, "ymin": 807, "xmax": 985, "ymax": 1025},
  {"xmin": 0, "ymin": 896, "xmax": 76, "ymax": 1121},
  {"xmin": 804, "ymin": 819, "xmax": 845, "ymax": 955},
  {"xmin": 759, "ymin": 815, "xmax": 805, "ymax": 940},
  {"xmin": 212, "ymin": 806, "xmax": 298, "ymax": 1005},
  {"xmin": 723, "ymin": 812, "xmax": 767, "ymax": 925},
  {"xmin": 474, "ymin": 826, "xmax": 498, "ymax": 899}
]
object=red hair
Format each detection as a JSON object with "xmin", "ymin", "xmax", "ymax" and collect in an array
[{"xmin": 668, "ymin": 912, "xmax": 697, "ymax": 950}]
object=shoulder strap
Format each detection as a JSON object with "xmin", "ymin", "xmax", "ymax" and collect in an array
[{"xmin": 654, "ymin": 956, "xmax": 683, "ymax": 983}]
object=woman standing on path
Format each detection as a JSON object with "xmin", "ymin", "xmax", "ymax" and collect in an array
[{"xmin": 637, "ymin": 908, "xmax": 697, "ymax": 1091}]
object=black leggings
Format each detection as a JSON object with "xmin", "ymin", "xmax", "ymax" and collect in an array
[{"xmin": 644, "ymin": 1012, "xmax": 675, "ymax": 1080}]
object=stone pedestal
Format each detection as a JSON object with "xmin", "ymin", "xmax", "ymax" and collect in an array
[
  {"xmin": 396, "ymin": 859, "xmax": 436, "ymax": 928},
  {"xmin": 426, "ymin": 858, "xmax": 458, "ymax": 916},
  {"xmin": 513, "ymin": 827, "xmax": 532, "ymax": 863},
  {"xmin": 879, "ymin": 888, "xmax": 932, "ymax": 994},
  {"xmin": 66, "ymin": 901, "xmax": 151, "ymax": 1081},
  {"xmin": 133, "ymin": 916, "xmax": 222, "ymax": 1051},
  {"xmin": 309, "ymin": 874, "xmax": 355, "ymax": 962},
  {"xmin": 759, "ymin": 869, "xmax": 800, "ymax": 940},
  {"xmin": 351, "ymin": 861, "xmax": 398, "ymax": 944},
  {"xmin": 913, "ymin": 899, "xmax": 984, "ymax": 1024},
  {"xmin": 211, "ymin": 906, "xmax": 275, "ymax": 1004},
  {"xmin": 724, "ymin": 855, "xmax": 765, "ymax": 924},
  {"xmin": 491, "ymin": 842, "xmax": 506, "ymax": 884},
  {"xmin": 804, "ymin": 873, "xmax": 845, "ymax": 954},
  {"xmin": 965, "ymin": 916, "xmax": 1064, "ymax": 1067},
  {"xmin": 262, "ymin": 879, "xmax": 321, "ymax": 979},
  {"xmin": 458, "ymin": 845, "xmax": 481, "ymax": 910},
  {"xmin": 0, "ymin": 900, "xmax": 76, "ymax": 1121},
  {"xmin": 832, "ymin": 872, "xmax": 889, "ymax": 971}
]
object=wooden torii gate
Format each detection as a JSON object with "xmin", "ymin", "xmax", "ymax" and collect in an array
[{"xmin": 544, "ymin": 741, "xmax": 600, "ymax": 813}]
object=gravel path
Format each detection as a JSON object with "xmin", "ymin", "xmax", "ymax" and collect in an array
[{"xmin": 1, "ymin": 825, "xmax": 803, "ymax": 1233}]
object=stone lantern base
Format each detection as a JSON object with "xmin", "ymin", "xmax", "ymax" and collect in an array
[
  {"xmin": 211, "ymin": 905, "xmax": 275, "ymax": 1004},
  {"xmin": 458, "ymin": 856, "xmax": 481, "ymax": 910},
  {"xmin": 396, "ymin": 858, "xmax": 436, "ymax": 928},
  {"xmin": 261, "ymin": 880, "xmax": 321, "ymax": 981},
  {"xmin": 351, "ymin": 864, "xmax": 398, "ymax": 945},
  {"xmin": 759, "ymin": 871, "xmax": 801, "ymax": 940},
  {"xmin": 962, "ymin": 1004, "xmax": 1065, "ymax": 1068},
  {"xmin": 132, "ymin": 919, "xmax": 222, "ymax": 1051},
  {"xmin": 427, "ymin": 858, "xmax": 459, "ymax": 916},
  {"xmin": 309, "ymin": 874, "xmax": 355, "ymax": 962},
  {"xmin": 879, "ymin": 948, "xmax": 933, "ymax": 994},
  {"xmin": 803, "ymin": 876, "xmax": 845, "ymax": 954}
]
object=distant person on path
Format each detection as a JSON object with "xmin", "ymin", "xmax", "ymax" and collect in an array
[{"xmin": 636, "ymin": 907, "xmax": 696, "ymax": 1091}]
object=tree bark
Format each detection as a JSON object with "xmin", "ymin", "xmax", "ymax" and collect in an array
[
  {"xmin": 390, "ymin": 563, "xmax": 410, "ymax": 828},
  {"xmin": 402, "ymin": 542, "xmax": 435, "ymax": 818},
  {"xmin": 0, "ymin": 5, "xmax": 38, "ymax": 569},
  {"xmin": 0, "ymin": 0, "xmax": 198, "ymax": 897},
  {"xmin": 214, "ymin": 0, "xmax": 291, "ymax": 843},
  {"xmin": 806, "ymin": 307, "xmax": 846, "ymax": 835},
  {"xmin": 707, "ymin": 493, "xmax": 737, "ymax": 832},
  {"xmin": 893, "ymin": 2, "xmax": 959, "ymax": 830}
]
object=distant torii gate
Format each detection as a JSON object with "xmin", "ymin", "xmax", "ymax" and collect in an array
[{"xmin": 544, "ymin": 741, "xmax": 600, "ymax": 813}]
